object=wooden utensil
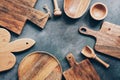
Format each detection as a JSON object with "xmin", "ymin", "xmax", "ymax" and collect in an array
[
  {"xmin": 63, "ymin": 53, "xmax": 100, "ymax": 80},
  {"xmin": 18, "ymin": 51, "xmax": 62, "ymax": 80},
  {"xmin": 64, "ymin": 0, "xmax": 91, "ymax": 19},
  {"xmin": 0, "ymin": 0, "xmax": 49, "ymax": 35},
  {"xmin": 79, "ymin": 21, "xmax": 120, "ymax": 59},
  {"xmin": 90, "ymin": 2, "xmax": 108, "ymax": 20},
  {"xmin": 81, "ymin": 46, "xmax": 110, "ymax": 68},
  {"xmin": 0, "ymin": 28, "xmax": 35, "ymax": 72},
  {"xmin": 53, "ymin": 0, "xmax": 62, "ymax": 16}
]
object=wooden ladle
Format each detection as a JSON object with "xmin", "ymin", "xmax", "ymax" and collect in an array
[
  {"xmin": 81, "ymin": 46, "xmax": 110, "ymax": 68},
  {"xmin": 64, "ymin": 0, "xmax": 91, "ymax": 19}
]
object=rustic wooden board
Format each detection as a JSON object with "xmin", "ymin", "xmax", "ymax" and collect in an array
[
  {"xmin": 18, "ymin": 51, "xmax": 62, "ymax": 80},
  {"xmin": 79, "ymin": 21, "xmax": 120, "ymax": 59},
  {"xmin": 64, "ymin": 0, "xmax": 91, "ymax": 18},
  {"xmin": 0, "ymin": 28, "xmax": 35, "ymax": 72},
  {"xmin": 0, "ymin": 0, "xmax": 49, "ymax": 34},
  {"xmin": 63, "ymin": 53, "xmax": 100, "ymax": 80}
]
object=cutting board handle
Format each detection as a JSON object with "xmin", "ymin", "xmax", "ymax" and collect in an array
[
  {"xmin": 66, "ymin": 53, "xmax": 77, "ymax": 67},
  {"xmin": 79, "ymin": 26, "xmax": 98, "ymax": 37},
  {"xmin": 0, "ymin": 38, "xmax": 35, "ymax": 53}
]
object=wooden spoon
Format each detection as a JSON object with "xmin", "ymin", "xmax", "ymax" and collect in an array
[
  {"xmin": 64, "ymin": 0, "xmax": 91, "ymax": 19},
  {"xmin": 81, "ymin": 46, "xmax": 110, "ymax": 68}
]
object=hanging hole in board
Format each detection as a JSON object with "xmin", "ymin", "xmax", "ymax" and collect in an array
[
  {"xmin": 108, "ymin": 28, "xmax": 111, "ymax": 31},
  {"xmin": 26, "ymin": 42, "xmax": 29, "ymax": 45},
  {"xmin": 81, "ymin": 28, "xmax": 87, "ymax": 32},
  {"xmin": 68, "ymin": 56, "xmax": 71, "ymax": 59}
]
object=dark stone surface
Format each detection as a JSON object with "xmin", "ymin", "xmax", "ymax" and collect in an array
[{"xmin": 0, "ymin": 0, "xmax": 120, "ymax": 80}]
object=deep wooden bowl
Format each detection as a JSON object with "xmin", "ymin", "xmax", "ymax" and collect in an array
[{"xmin": 90, "ymin": 2, "xmax": 108, "ymax": 20}]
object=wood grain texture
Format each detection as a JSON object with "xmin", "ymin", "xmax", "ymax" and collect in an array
[
  {"xmin": 18, "ymin": 51, "xmax": 62, "ymax": 80},
  {"xmin": 63, "ymin": 53, "xmax": 100, "ymax": 80},
  {"xmin": 81, "ymin": 46, "xmax": 110, "ymax": 68},
  {"xmin": 0, "ymin": 0, "xmax": 49, "ymax": 34},
  {"xmin": 0, "ymin": 28, "xmax": 35, "ymax": 72},
  {"xmin": 0, "ymin": 38, "xmax": 35, "ymax": 53},
  {"xmin": 0, "ymin": 53, "xmax": 16, "ymax": 72},
  {"xmin": 79, "ymin": 21, "xmax": 120, "ymax": 59},
  {"xmin": 90, "ymin": 2, "xmax": 108, "ymax": 20},
  {"xmin": 0, "ymin": 28, "xmax": 11, "ymax": 48},
  {"xmin": 64, "ymin": 0, "xmax": 91, "ymax": 18}
]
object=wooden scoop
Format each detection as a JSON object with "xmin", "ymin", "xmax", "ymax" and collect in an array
[
  {"xmin": 64, "ymin": 0, "xmax": 91, "ymax": 19},
  {"xmin": 18, "ymin": 51, "xmax": 62, "ymax": 80},
  {"xmin": 81, "ymin": 46, "xmax": 110, "ymax": 68}
]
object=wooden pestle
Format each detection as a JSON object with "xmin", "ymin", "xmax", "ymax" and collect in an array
[{"xmin": 53, "ymin": 0, "xmax": 62, "ymax": 16}]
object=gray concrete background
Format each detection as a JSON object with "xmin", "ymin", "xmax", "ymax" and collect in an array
[{"xmin": 0, "ymin": 0, "xmax": 120, "ymax": 80}]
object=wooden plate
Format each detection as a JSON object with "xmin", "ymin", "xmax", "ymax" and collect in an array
[{"xmin": 18, "ymin": 51, "xmax": 62, "ymax": 80}]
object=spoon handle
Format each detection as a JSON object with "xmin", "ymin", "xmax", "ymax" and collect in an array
[{"xmin": 95, "ymin": 56, "xmax": 110, "ymax": 68}]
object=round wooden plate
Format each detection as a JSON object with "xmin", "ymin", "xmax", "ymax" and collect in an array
[{"xmin": 18, "ymin": 51, "xmax": 62, "ymax": 80}]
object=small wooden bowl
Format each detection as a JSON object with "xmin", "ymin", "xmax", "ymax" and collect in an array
[{"xmin": 90, "ymin": 2, "xmax": 108, "ymax": 20}]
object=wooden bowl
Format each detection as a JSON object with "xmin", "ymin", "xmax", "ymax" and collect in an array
[
  {"xmin": 64, "ymin": 0, "xmax": 91, "ymax": 19},
  {"xmin": 90, "ymin": 2, "xmax": 108, "ymax": 20}
]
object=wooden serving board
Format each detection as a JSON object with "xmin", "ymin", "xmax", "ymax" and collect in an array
[
  {"xmin": 63, "ymin": 53, "xmax": 100, "ymax": 80},
  {"xmin": 79, "ymin": 21, "xmax": 120, "ymax": 59},
  {"xmin": 18, "ymin": 51, "xmax": 62, "ymax": 80},
  {"xmin": 0, "ymin": 0, "xmax": 49, "ymax": 34},
  {"xmin": 0, "ymin": 28, "xmax": 35, "ymax": 72}
]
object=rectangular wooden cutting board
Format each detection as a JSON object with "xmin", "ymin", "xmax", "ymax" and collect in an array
[
  {"xmin": 79, "ymin": 21, "xmax": 120, "ymax": 59},
  {"xmin": 0, "ymin": 0, "xmax": 49, "ymax": 34},
  {"xmin": 63, "ymin": 53, "xmax": 100, "ymax": 80}
]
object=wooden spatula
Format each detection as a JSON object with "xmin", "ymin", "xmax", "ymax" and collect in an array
[
  {"xmin": 18, "ymin": 51, "xmax": 62, "ymax": 80},
  {"xmin": 0, "ymin": 28, "xmax": 35, "ymax": 72},
  {"xmin": 0, "ymin": 0, "xmax": 49, "ymax": 34},
  {"xmin": 64, "ymin": 0, "xmax": 91, "ymax": 19},
  {"xmin": 79, "ymin": 21, "xmax": 120, "ymax": 59},
  {"xmin": 63, "ymin": 53, "xmax": 100, "ymax": 80}
]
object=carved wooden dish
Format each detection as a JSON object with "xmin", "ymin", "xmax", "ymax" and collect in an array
[
  {"xmin": 90, "ymin": 2, "xmax": 108, "ymax": 20},
  {"xmin": 64, "ymin": 0, "xmax": 91, "ymax": 19}
]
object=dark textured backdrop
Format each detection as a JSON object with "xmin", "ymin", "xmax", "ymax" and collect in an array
[{"xmin": 0, "ymin": 0, "xmax": 120, "ymax": 80}]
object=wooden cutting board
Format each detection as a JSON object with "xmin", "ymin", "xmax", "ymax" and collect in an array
[
  {"xmin": 0, "ymin": 0, "xmax": 49, "ymax": 34},
  {"xmin": 63, "ymin": 53, "xmax": 100, "ymax": 80},
  {"xmin": 18, "ymin": 51, "xmax": 62, "ymax": 80},
  {"xmin": 79, "ymin": 21, "xmax": 120, "ymax": 59},
  {"xmin": 0, "ymin": 28, "xmax": 35, "ymax": 72}
]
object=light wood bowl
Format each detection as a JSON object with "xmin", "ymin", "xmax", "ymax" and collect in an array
[
  {"xmin": 64, "ymin": 0, "xmax": 91, "ymax": 19},
  {"xmin": 90, "ymin": 2, "xmax": 108, "ymax": 20}
]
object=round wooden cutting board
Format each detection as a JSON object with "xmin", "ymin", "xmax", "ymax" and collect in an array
[{"xmin": 18, "ymin": 51, "xmax": 62, "ymax": 80}]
